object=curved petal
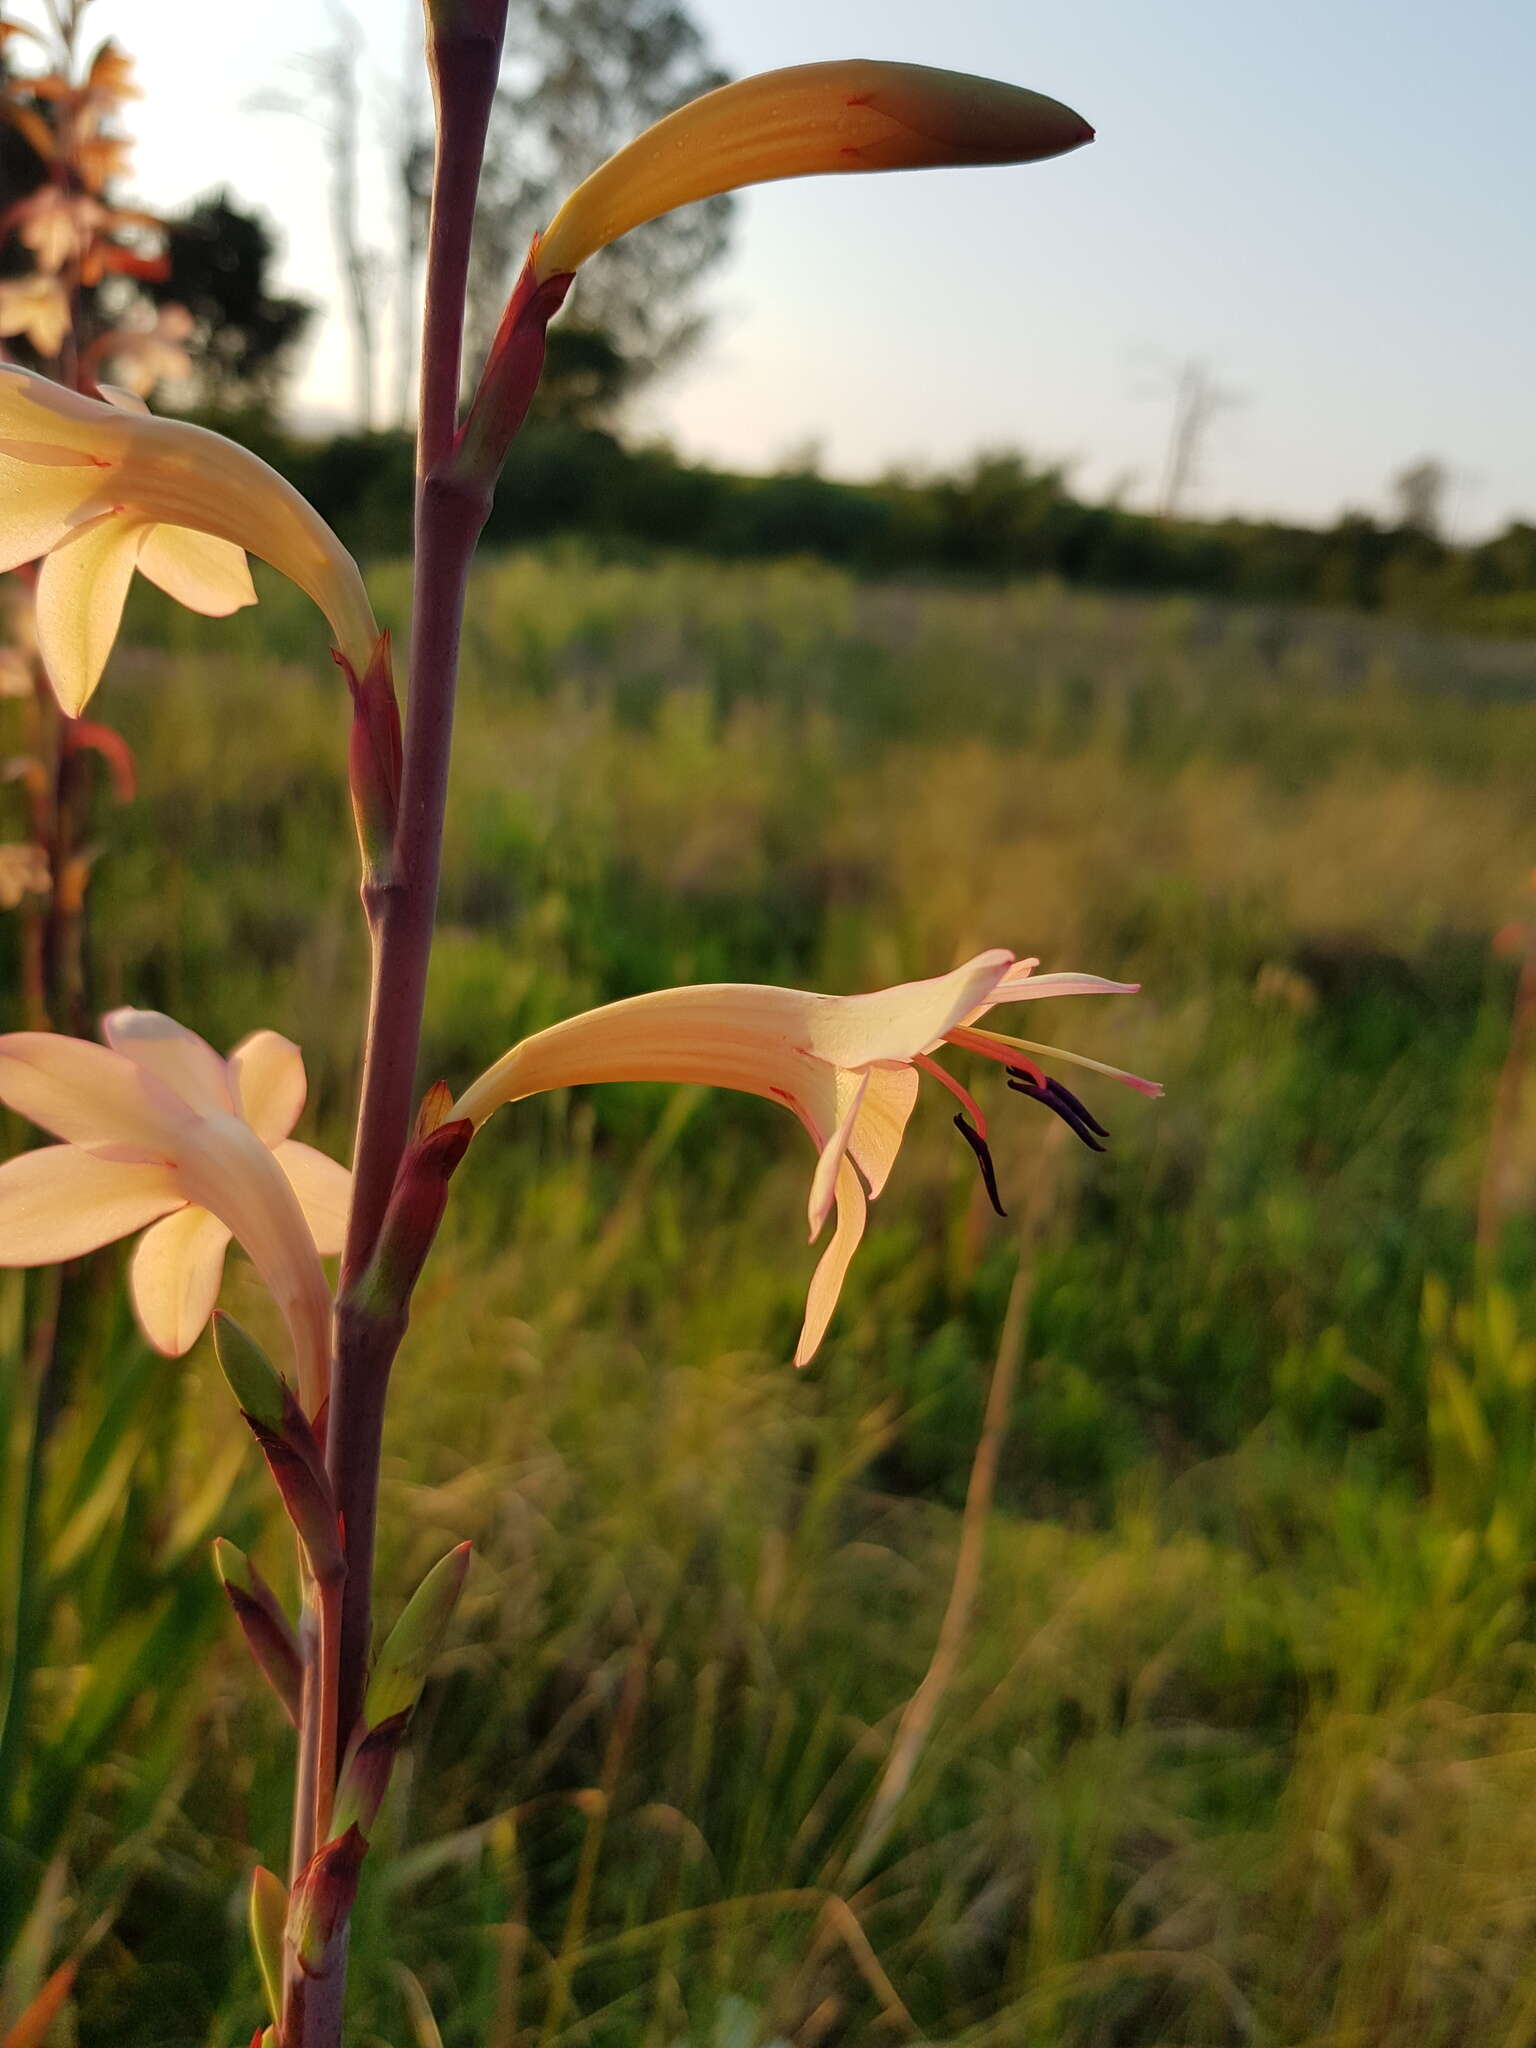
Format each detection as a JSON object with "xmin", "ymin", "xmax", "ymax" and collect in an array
[
  {"xmin": 992, "ymin": 968, "xmax": 1141, "ymax": 1003},
  {"xmin": 0, "ymin": 1032, "xmax": 190, "ymax": 1152},
  {"xmin": 136, "ymin": 524, "xmax": 257, "ymax": 617},
  {"xmin": 794, "ymin": 1157, "xmax": 867, "ymax": 1368},
  {"xmin": 128, "ymin": 1203, "xmax": 232, "ymax": 1354},
  {"xmin": 103, "ymin": 1008, "xmax": 235, "ymax": 1116},
  {"xmin": 33, "ymin": 508, "xmax": 143, "ymax": 713},
  {"xmin": 801, "ymin": 950, "xmax": 1015, "ymax": 1068},
  {"xmin": 274, "ymin": 1140, "xmax": 351, "ymax": 1257},
  {"xmin": 846, "ymin": 1062, "xmax": 920, "ymax": 1201},
  {"xmin": 808, "ymin": 1070, "xmax": 869, "ymax": 1240},
  {"xmin": 0, "ymin": 365, "xmax": 377, "ymax": 679},
  {"xmin": 174, "ymin": 1112, "xmax": 333, "ymax": 1413},
  {"xmin": 228, "ymin": 1030, "xmax": 306, "ymax": 1144},
  {"xmin": 0, "ymin": 448, "xmax": 99, "ymax": 573},
  {"xmin": 0, "ymin": 1146, "xmax": 183, "ymax": 1263},
  {"xmin": 0, "ymin": 360, "xmax": 132, "ymax": 452}
]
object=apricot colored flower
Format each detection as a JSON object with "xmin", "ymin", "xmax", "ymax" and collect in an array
[
  {"xmin": 0, "ymin": 274, "xmax": 71, "ymax": 358},
  {"xmin": 535, "ymin": 60, "xmax": 1093, "ymax": 282},
  {"xmin": 453, "ymin": 950, "xmax": 1156, "ymax": 1365},
  {"xmin": 0, "ymin": 363, "xmax": 378, "ymax": 712},
  {"xmin": 9, "ymin": 188, "xmax": 106, "ymax": 272},
  {"xmin": 101, "ymin": 304, "xmax": 196, "ymax": 396},
  {"xmin": 0, "ymin": 1011, "xmax": 350, "ymax": 1410}
]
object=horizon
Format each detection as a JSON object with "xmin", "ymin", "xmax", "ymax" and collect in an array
[{"xmin": 10, "ymin": 0, "xmax": 1534, "ymax": 540}]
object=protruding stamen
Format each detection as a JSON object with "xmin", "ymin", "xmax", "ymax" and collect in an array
[
  {"xmin": 953, "ymin": 1111, "xmax": 1007, "ymax": 1216},
  {"xmin": 1041, "ymin": 1076, "xmax": 1109, "ymax": 1138},
  {"xmin": 1006, "ymin": 1069, "xmax": 1108, "ymax": 1153}
]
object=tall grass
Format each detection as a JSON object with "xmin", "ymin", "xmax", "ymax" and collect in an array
[{"xmin": 7, "ymin": 552, "xmax": 1536, "ymax": 2043}]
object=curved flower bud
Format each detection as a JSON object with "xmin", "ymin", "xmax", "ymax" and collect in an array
[
  {"xmin": 456, "ymin": 61, "xmax": 1092, "ymax": 487},
  {"xmin": 454, "ymin": 950, "xmax": 1154, "ymax": 1365},
  {"xmin": 535, "ymin": 60, "xmax": 1094, "ymax": 281},
  {"xmin": 0, "ymin": 364, "xmax": 378, "ymax": 712}
]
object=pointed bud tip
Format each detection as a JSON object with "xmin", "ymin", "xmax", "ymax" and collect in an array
[
  {"xmin": 414, "ymin": 1078, "xmax": 456, "ymax": 1140},
  {"xmin": 211, "ymin": 1536, "xmax": 251, "ymax": 1592},
  {"xmin": 213, "ymin": 1313, "xmax": 288, "ymax": 1430}
]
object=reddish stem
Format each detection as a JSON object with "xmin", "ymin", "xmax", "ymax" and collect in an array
[{"xmin": 305, "ymin": 18, "xmax": 509, "ymax": 2041}]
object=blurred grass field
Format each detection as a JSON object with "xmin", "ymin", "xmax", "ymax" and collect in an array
[{"xmin": 6, "ymin": 551, "xmax": 1536, "ymax": 2046}]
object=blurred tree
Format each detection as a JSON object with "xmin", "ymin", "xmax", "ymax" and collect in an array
[
  {"xmin": 1392, "ymin": 457, "xmax": 1449, "ymax": 538},
  {"xmin": 253, "ymin": 6, "xmax": 381, "ymax": 429},
  {"xmin": 466, "ymin": 0, "xmax": 734, "ymax": 393},
  {"xmin": 533, "ymin": 320, "xmax": 633, "ymax": 424},
  {"xmin": 148, "ymin": 191, "xmax": 312, "ymax": 410}
]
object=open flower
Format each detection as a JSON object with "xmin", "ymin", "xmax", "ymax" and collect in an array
[
  {"xmin": 98, "ymin": 303, "xmax": 196, "ymax": 396},
  {"xmin": 0, "ymin": 274, "xmax": 71, "ymax": 357},
  {"xmin": 0, "ymin": 1011, "xmax": 350, "ymax": 1410},
  {"xmin": 0, "ymin": 363, "xmax": 378, "ymax": 713},
  {"xmin": 8, "ymin": 188, "xmax": 107, "ymax": 272},
  {"xmin": 452, "ymin": 950, "xmax": 1157, "ymax": 1365}
]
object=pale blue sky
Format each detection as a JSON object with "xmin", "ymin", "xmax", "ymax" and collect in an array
[{"xmin": 27, "ymin": 0, "xmax": 1536, "ymax": 532}]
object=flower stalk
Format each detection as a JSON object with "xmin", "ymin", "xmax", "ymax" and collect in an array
[{"xmin": 308, "ymin": 9, "xmax": 510, "ymax": 2037}]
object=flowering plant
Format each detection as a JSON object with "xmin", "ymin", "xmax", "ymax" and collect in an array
[{"xmin": 0, "ymin": 8, "xmax": 1144, "ymax": 2041}]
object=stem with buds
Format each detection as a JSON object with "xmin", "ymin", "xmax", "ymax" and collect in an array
[{"xmin": 280, "ymin": 8, "xmax": 511, "ymax": 2044}]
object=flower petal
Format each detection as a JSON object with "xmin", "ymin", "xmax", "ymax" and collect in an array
[
  {"xmin": 804, "ymin": 1061, "xmax": 920, "ymax": 1236},
  {"xmin": 33, "ymin": 508, "xmax": 143, "ymax": 713},
  {"xmin": 0, "ymin": 1146, "xmax": 183, "ymax": 1263},
  {"xmin": 0, "ymin": 447, "xmax": 100, "ymax": 573},
  {"xmin": 102, "ymin": 1008, "xmax": 236, "ymax": 1117},
  {"xmin": 0, "ymin": 1032, "xmax": 190, "ymax": 1151},
  {"xmin": 801, "ymin": 950, "xmax": 1015, "ymax": 1068},
  {"xmin": 794, "ymin": 1157, "xmax": 867, "ymax": 1368},
  {"xmin": 128, "ymin": 1203, "xmax": 232, "ymax": 1354},
  {"xmin": 136, "ymin": 524, "xmax": 257, "ymax": 617},
  {"xmin": 173, "ymin": 1112, "xmax": 333, "ymax": 1413},
  {"xmin": 228, "ymin": 1030, "xmax": 306, "ymax": 1144},
  {"xmin": 0, "ymin": 363, "xmax": 377, "ymax": 677},
  {"xmin": 993, "ymin": 968, "xmax": 1142, "ymax": 1003},
  {"xmin": 846, "ymin": 1062, "xmax": 920, "ymax": 1200},
  {"xmin": 0, "ymin": 360, "xmax": 131, "ymax": 451},
  {"xmin": 808, "ymin": 1070, "xmax": 870, "ymax": 1240},
  {"xmin": 274, "ymin": 1140, "xmax": 351, "ymax": 1257}
]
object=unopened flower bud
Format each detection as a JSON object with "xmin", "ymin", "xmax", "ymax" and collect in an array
[
  {"xmin": 365, "ymin": 1541, "xmax": 472, "ymax": 1725},
  {"xmin": 213, "ymin": 1539, "xmax": 302, "ymax": 1725},
  {"xmin": 331, "ymin": 1710, "xmax": 410, "ymax": 1839},
  {"xmin": 535, "ymin": 60, "xmax": 1093, "ymax": 280},
  {"xmin": 451, "ymin": 261, "xmax": 573, "ymax": 489},
  {"xmin": 287, "ymin": 1826, "xmax": 367, "ymax": 1978},
  {"xmin": 248, "ymin": 1866, "xmax": 287, "ymax": 2025},
  {"xmin": 353, "ymin": 1119, "xmax": 473, "ymax": 1320},
  {"xmin": 414, "ymin": 1079, "xmax": 456, "ymax": 1141},
  {"xmin": 214, "ymin": 1315, "xmax": 345, "ymax": 1583},
  {"xmin": 338, "ymin": 632, "xmax": 401, "ymax": 892}
]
